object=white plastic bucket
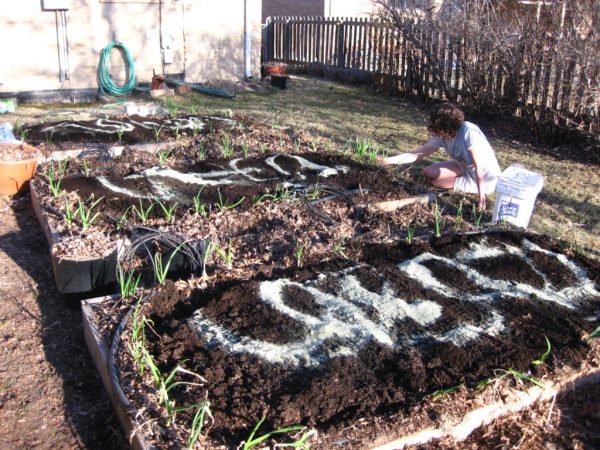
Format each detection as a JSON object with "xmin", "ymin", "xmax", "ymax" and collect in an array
[{"xmin": 492, "ymin": 164, "xmax": 544, "ymax": 229}]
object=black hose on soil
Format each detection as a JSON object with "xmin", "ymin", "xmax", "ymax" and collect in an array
[
  {"xmin": 118, "ymin": 227, "xmax": 209, "ymax": 284},
  {"xmin": 303, "ymin": 183, "xmax": 360, "ymax": 224},
  {"xmin": 78, "ymin": 141, "xmax": 115, "ymax": 161}
]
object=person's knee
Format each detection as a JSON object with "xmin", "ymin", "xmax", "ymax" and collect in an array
[{"xmin": 422, "ymin": 166, "xmax": 437, "ymax": 181}]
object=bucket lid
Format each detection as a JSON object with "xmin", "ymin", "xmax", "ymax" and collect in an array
[{"xmin": 498, "ymin": 164, "xmax": 544, "ymax": 192}]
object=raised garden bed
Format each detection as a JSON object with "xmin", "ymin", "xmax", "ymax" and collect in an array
[
  {"xmin": 87, "ymin": 231, "xmax": 600, "ymax": 449},
  {"xmin": 30, "ymin": 181, "xmax": 122, "ymax": 296}
]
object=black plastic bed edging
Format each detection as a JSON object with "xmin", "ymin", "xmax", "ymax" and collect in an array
[{"xmin": 30, "ymin": 181, "xmax": 120, "ymax": 298}]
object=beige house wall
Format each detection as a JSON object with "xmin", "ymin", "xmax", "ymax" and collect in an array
[
  {"xmin": 324, "ymin": 0, "xmax": 378, "ymax": 17},
  {"xmin": 262, "ymin": 0, "xmax": 323, "ymax": 22},
  {"xmin": 262, "ymin": 0, "xmax": 378, "ymax": 21},
  {"xmin": 0, "ymin": 0, "xmax": 262, "ymax": 94}
]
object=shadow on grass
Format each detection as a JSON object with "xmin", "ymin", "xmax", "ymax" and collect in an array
[{"xmin": 537, "ymin": 189, "xmax": 600, "ymax": 231}]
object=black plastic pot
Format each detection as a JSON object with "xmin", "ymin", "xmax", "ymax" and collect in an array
[{"xmin": 271, "ymin": 74, "xmax": 289, "ymax": 89}]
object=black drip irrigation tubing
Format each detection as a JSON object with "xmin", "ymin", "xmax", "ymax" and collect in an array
[
  {"xmin": 118, "ymin": 227, "xmax": 209, "ymax": 281},
  {"xmin": 78, "ymin": 141, "xmax": 115, "ymax": 160},
  {"xmin": 303, "ymin": 183, "xmax": 363, "ymax": 225}
]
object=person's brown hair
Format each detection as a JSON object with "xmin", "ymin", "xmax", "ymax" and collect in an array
[{"xmin": 427, "ymin": 103, "xmax": 465, "ymax": 139}]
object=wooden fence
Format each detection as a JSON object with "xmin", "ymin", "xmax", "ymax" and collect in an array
[{"xmin": 263, "ymin": 16, "xmax": 599, "ymax": 138}]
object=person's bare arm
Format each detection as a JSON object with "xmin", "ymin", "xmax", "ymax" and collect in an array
[
  {"xmin": 381, "ymin": 139, "xmax": 441, "ymax": 165},
  {"xmin": 469, "ymin": 146, "xmax": 487, "ymax": 210}
]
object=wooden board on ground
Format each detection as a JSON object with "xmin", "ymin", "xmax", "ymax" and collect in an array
[
  {"xmin": 373, "ymin": 193, "xmax": 434, "ymax": 212},
  {"xmin": 81, "ymin": 297, "xmax": 152, "ymax": 450}
]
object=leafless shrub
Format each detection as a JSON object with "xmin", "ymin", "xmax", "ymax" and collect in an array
[{"xmin": 374, "ymin": 0, "xmax": 599, "ymax": 141}]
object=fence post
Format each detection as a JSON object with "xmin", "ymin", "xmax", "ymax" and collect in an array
[
  {"xmin": 315, "ymin": 17, "xmax": 321, "ymax": 63},
  {"xmin": 284, "ymin": 19, "xmax": 292, "ymax": 62},
  {"xmin": 263, "ymin": 17, "xmax": 273, "ymax": 62},
  {"xmin": 336, "ymin": 19, "xmax": 345, "ymax": 68}
]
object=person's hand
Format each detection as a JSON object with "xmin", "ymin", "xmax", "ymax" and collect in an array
[
  {"xmin": 381, "ymin": 152, "xmax": 418, "ymax": 166},
  {"xmin": 478, "ymin": 192, "xmax": 486, "ymax": 211}
]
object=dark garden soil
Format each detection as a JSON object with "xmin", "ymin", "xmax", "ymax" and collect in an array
[
  {"xmin": 57, "ymin": 152, "xmax": 399, "ymax": 220},
  {"xmin": 3, "ymin": 194, "xmax": 598, "ymax": 450},
  {"xmin": 109, "ymin": 231, "xmax": 600, "ymax": 449},
  {"xmin": 24, "ymin": 114, "xmax": 237, "ymax": 148}
]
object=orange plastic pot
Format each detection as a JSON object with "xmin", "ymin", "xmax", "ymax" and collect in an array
[
  {"xmin": 261, "ymin": 62, "xmax": 288, "ymax": 78},
  {"xmin": 0, "ymin": 144, "xmax": 41, "ymax": 195}
]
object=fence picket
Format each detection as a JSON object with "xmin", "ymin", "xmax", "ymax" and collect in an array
[{"xmin": 336, "ymin": 20, "xmax": 343, "ymax": 67}]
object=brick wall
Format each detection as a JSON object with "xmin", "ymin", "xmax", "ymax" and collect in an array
[{"xmin": 262, "ymin": 0, "xmax": 323, "ymax": 22}]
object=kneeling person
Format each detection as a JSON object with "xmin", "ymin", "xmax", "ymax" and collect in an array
[{"xmin": 383, "ymin": 103, "xmax": 501, "ymax": 210}]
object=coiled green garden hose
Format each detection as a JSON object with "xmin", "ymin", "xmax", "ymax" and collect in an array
[{"xmin": 98, "ymin": 42, "xmax": 136, "ymax": 96}]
